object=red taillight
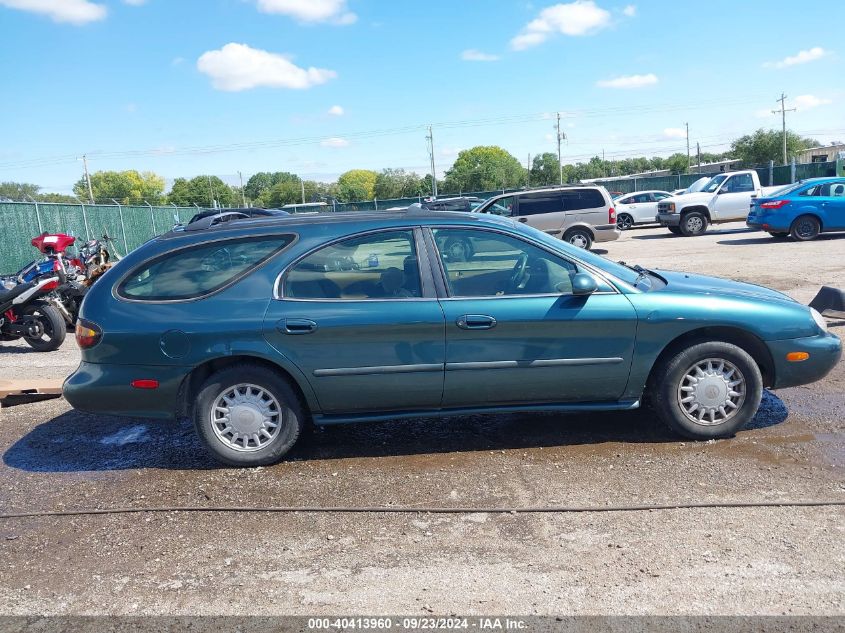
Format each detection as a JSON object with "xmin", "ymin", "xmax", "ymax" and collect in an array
[
  {"xmin": 130, "ymin": 379, "xmax": 159, "ymax": 390},
  {"xmin": 41, "ymin": 280, "xmax": 60, "ymax": 291},
  {"xmin": 760, "ymin": 200, "xmax": 789, "ymax": 209},
  {"xmin": 608, "ymin": 207, "xmax": 616, "ymax": 223},
  {"xmin": 75, "ymin": 319, "xmax": 102, "ymax": 349}
]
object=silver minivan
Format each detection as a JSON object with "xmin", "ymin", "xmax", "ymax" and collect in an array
[{"xmin": 472, "ymin": 186, "xmax": 620, "ymax": 249}]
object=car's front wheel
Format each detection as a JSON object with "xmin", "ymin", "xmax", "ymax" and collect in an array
[
  {"xmin": 679, "ymin": 211, "xmax": 708, "ymax": 237},
  {"xmin": 617, "ymin": 213, "xmax": 634, "ymax": 230},
  {"xmin": 790, "ymin": 215, "xmax": 821, "ymax": 241},
  {"xmin": 194, "ymin": 364, "xmax": 305, "ymax": 467},
  {"xmin": 650, "ymin": 341, "xmax": 763, "ymax": 439}
]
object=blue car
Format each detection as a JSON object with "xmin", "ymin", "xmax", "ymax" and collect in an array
[{"xmin": 747, "ymin": 177, "xmax": 845, "ymax": 240}]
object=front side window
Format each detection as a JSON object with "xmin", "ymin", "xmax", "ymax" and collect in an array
[
  {"xmin": 653, "ymin": 192, "xmax": 671, "ymax": 200},
  {"xmin": 284, "ymin": 230, "xmax": 421, "ymax": 300},
  {"xmin": 433, "ymin": 228, "xmax": 592, "ymax": 297},
  {"xmin": 801, "ymin": 180, "xmax": 845, "ymax": 197},
  {"xmin": 722, "ymin": 174, "xmax": 754, "ymax": 193},
  {"xmin": 479, "ymin": 196, "xmax": 515, "ymax": 216},
  {"xmin": 119, "ymin": 237, "xmax": 291, "ymax": 301}
]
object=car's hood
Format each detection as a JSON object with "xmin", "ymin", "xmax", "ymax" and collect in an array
[
  {"xmin": 663, "ymin": 192, "xmax": 713, "ymax": 205},
  {"xmin": 655, "ymin": 270, "xmax": 796, "ymax": 305}
]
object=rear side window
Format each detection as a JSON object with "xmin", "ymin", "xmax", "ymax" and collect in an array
[
  {"xmin": 517, "ymin": 194, "xmax": 562, "ymax": 216},
  {"xmin": 561, "ymin": 189, "xmax": 606, "ymax": 211},
  {"xmin": 119, "ymin": 236, "xmax": 291, "ymax": 301}
]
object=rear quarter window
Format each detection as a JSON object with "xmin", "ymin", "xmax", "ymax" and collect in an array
[
  {"xmin": 118, "ymin": 236, "xmax": 293, "ymax": 301},
  {"xmin": 561, "ymin": 189, "xmax": 606, "ymax": 211}
]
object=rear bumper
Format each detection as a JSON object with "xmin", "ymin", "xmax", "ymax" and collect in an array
[
  {"xmin": 63, "ymin": 361, "xmax": 189, "ymax": 420},
  {"xmin": 592, "ymin": 224, "xmax": 621, "ymax": 242},
  {"xmin": 657, "ymin": 212, "xmax": 681, "ymax": 227},
  {"xmin": 767, "ymin": 332, "xmax": 842, "ymax": 389}
]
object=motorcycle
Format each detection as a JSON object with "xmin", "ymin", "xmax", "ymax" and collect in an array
[{"xmin": 0, "ymin": 275, "xmax": 67, "ymax": 351}]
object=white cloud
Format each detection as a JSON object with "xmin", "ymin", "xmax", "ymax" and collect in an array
[
  {"xmin": 794, "ymin": 94, "xmax": 832, "ymax": 110},
  {"xmin": 321, "ymin": 137, "xmax": 349, "ymax": 148},
  {"xmin": 596, "ymin": 73, "xmax": 657, "ymax": 88},
  {"xmin": 255, "ymin": 0, "xmax": 356, "ymax": 24},
  {"xmin": 664, "ymin": 127, "xmax": 686, "ymax": 138},
  {"xmin": 171, "ymin": 56, "xmax": 185, "ymax": 66},
  {"xmin": 122, "ymin": 0, "xmax": 146, "ymax": 5},
  {"xmin": 511, "ymin": 1, "xmax": 612, "ymax": 50},
  {"xmin": 0, "ymin": 0, "xmax": 106, "ymax": 24},
  {"xmin": 197, "ymin": 43, "xmax": 337, "ymax": 92},
  {"xmin": 622, "ymin": 4, "xmax": 635, "ymax": 16},
  {"xmin": 461, "ymin": 49, "xmax": 500, "ymax": 62},
  {"xmin": 327, "ymin": 105, "xmax": 344, "ymax": 116},
  {"xmin": 764, "ymin": 46, "xmax": 829, "ymax": 68}
]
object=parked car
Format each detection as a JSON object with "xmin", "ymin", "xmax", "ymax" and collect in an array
[
  {"xmin": 421, "ymin": 196, "xmax": 481, "ymax": 212},
  {"xmin": 472, "ymin": 186, "xmax": 620, "ymax": 250},
  {"xmin": 188, "ymin": 207, "xmax": 289, "ymax": 225},
  {"xmin": 746, "ymin": 177, "xmax": 845, "ymax": 241},
  {"xmin": 613, "ymin": 190, "xmax": 673, "ymax": 230},
  {"xmin": 63, "ymin": 210, "xmax": 840, "ymax": 466},
  {"xmin": 656, "ymin": 170, "xmax": 781, "ymax": 236}
]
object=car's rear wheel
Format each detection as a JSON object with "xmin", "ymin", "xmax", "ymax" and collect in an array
[
  {"xmin": 650, "ymin": 341, "xmax": 763, "ymax": 439},
  {"xmin": 789, "ymin": 215, "xmax": 821, "ymax": 241},
  {"xmin": 563, "ymin": 228, "xmax": 592, "ymax": 250},
  {"xmin": 617, "ymin": 213, "xmax": 634, "ymax": 230},
  {"xmin": 667, "ymin": 226, "xmax": 682, "ymax": 235},
  {"xmin": 679, "ymin": 211, "xmax": 708, "ymax": 237},
  {"xmin": 194, "ymin": 364, "xmax": 304, "ymax": 467}
]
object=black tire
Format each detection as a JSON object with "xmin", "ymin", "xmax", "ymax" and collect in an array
[
  {"xmin": 563, "ymin": 228, "xmax": 593, "ymax": 250},
  {"xmin": 789, "ymin": 215, "xmax": 821, "ymax": 241},
  {"xmin": 679, "ymin": 211, "xmax": 708, "ymax": 237},
  {"xmin": 767, "ymin": 231, "xmax": 789, "ymax": 239},
  {"xmin": 21, "ymin": 302, "xmax": 66, "ymax": 352},
  {"xmin": 667, "ymin": 226, "xmax": 682, "ymax": 235},
  {"xmin": 617, "ymin": 213, "xmax": 634, "ymax": 230},
  {"xmin": 443, "ymin": 237, "xmax": 473, "ymax": 262},
  {"xmin": 193, "ymin": 364, "xmax": 305, "ymax": 467},
  {"xmin": 649, "ymin": 341, "xmax": 763, "ymax": 440}
]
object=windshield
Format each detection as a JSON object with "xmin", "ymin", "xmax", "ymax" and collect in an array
[
  {"xmin": 701, "ymin": 175, "xmax": 728, "ymax": 193},
  {"xmin": 685, "ymin": 177, "xmax": 710, "ymax": 193}
]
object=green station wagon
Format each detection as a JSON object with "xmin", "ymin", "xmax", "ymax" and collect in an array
[{"xmin": 64, "ymin": 210, "xmax": 841, "ymax": 466}]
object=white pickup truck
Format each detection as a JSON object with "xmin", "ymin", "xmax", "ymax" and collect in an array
[{"xmin": 656, "ymin": 170, "xmax": 781, "ymax": 236}]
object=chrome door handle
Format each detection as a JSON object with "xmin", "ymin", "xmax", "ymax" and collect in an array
[
  {"xmin": 456, "ymin": 314, "xmax": 497, "ymax": 330},
  {"xmin": 280, "ymin": 318, "xmax": 318, "ymax": 335}
]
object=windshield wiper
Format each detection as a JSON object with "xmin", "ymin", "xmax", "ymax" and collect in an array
[{"xmin": 618, "ymin": 261, "xmax": 651, "ymax": 285}]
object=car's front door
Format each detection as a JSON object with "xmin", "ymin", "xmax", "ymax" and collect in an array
[
  {"xmin": 428, "ymin": 227, "xmax": 638, "ymax": 408},
  {"xmin": 263, "ymin": 228, "xmax": 445, "ymax": 414},
  {"xmin": 713, "ymin": 174, "xmax": 755, "ymax": 220},
  {"xmin": 815, "ymin": 180, "xmax": 845, "ymax": 230}
]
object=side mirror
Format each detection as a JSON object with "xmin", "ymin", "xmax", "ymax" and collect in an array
[{"xmin": 571, "ymin": 272, "xmax": 598, "ymax": 296}]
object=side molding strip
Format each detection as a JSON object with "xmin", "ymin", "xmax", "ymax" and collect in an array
[{"xmin": 314, "ymin": 363, "xmax": 443, "ymax": 377}]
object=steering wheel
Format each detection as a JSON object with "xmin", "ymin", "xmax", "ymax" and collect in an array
[{"xmin": 508, "ymin": 253, "xmax": 529, "ymax": 291}]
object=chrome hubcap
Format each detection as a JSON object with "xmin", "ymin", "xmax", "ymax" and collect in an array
[
  {"xmin": 686, "ymin": 216, "xmax": 703, "ymax": 232},
  {"xmin": 569, "ymin": 234, "xmax": 589, "ymax": 248},
  {"xmin": 211, "ymin": 383, "xmax": 282, "ymax": 452},
  {"xmin": 677, "ymin": 358, "xmax": 746, "ymax": 426}
]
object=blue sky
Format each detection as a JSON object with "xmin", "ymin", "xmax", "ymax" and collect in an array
[{"xmin": 1, "ymin": 0, "xmax": 843, "ymax": 194}]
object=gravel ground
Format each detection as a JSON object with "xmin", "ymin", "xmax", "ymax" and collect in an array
[{"xmin": 0, "ymin": 222, "xmax": 843, "ymax": 616}]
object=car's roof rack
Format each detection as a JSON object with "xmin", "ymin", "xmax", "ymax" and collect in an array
[{"xmin": 183, "ymin": 211, "xmax": 250, "ymax": 231}]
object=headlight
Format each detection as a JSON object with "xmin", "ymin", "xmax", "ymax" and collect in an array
[
  {"xmin": 666, "ymin": 203, "xmax": 675, "ymax": 212},
  {"xmin": 810, "ymin": 308, "xmax": 828, "ymax": 333}
]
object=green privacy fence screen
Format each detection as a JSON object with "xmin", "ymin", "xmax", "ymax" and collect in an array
[{"xmin": 0, "ymin": 202, "xmax": 196, "ymax": 274}]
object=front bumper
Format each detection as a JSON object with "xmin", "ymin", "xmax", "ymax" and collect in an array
[
  {"xmin": 657, "ymin": 212, "xmax": 681, "ymax": 227},
  {"xmin": 63, "ymin": 361, "xmax": 189, "ymax": 420},
  {"xmin": 767, "ymin": 332, "xmax": 842, "ymax": 389}
]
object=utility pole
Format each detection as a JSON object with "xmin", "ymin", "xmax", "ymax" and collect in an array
[
  {"xmin": 555, "ymin": 112, "xmax": 566, "ymax": 185},
  {"xmin": 685, "ymin": 122, "xmax": 691, "ymax": 172},
  {"xmin": 426, "ymin": 125, "xmax": 438, "ymax": 197},
  {"xmin": 696, "ymin": 142, "xmax": 701, "ymax": 173},
  {"xmin": 207, "ymin": 175, "xmax": 215, "ymax": 208},
  {"xmin": 238, "ymin": 171, "xmax": 246, "ymax": 206},
  {"xmin": 772, "ymin": 93, "xmax": 796, "ymax": 165},
  {"xmin": 526, "ymin": 153, "xmax": 531, "ymax": 188},
  {"xmin": 300, "ymin": 177, "xmax": 306, "ymax": 204},
  {"xmin": 81, "ymin": 155, "xmax": 94, "ymax": 203}
]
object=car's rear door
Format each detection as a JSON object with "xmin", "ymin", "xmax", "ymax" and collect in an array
[
  {"xmin": 514, "ymin": 192, "xmax": 566, "ymax": 237},
  {"xmin": 426, "ymin": 226, "xmax": 638, "ymax": 408},
  {"xmin": 819, "ymin": 180, "xmax": 845, "ymax": 229},
  {"xmin": 263, "ymin": 228, "xmax": 445, "ymax": 414}
]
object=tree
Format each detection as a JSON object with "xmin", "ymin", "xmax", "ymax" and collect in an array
[
  {"xmin": 374, "ymin": 169, "xmax": 425, "ymax": 199},
  {"xmin": 529, "ymin": 153, "xmax": 560, "ymax": 187},
  {"xmin": 244, "ymin": 171, "xmax": 300, "ymax": 203},
  {"xmin": 167, "ymin": 176, "xmax": 236, "ymax": 207},
  {"xmin": 730, "ymin": 128, "xmax": 818, "ymax": 166},
  {"xmin": 0, "ymin": 182, "xmax": 40, "ymax": 201},
  {"xmin": 442, "ymin": 146, "xmax": 526, "ymax": 193},
  {"xmin": 73, "ymin": 170, "xmax": 166, "ymax": 204},
  {"xmin": 336, "ymin": 169, "xmax": 378, "ymax": 201}
]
